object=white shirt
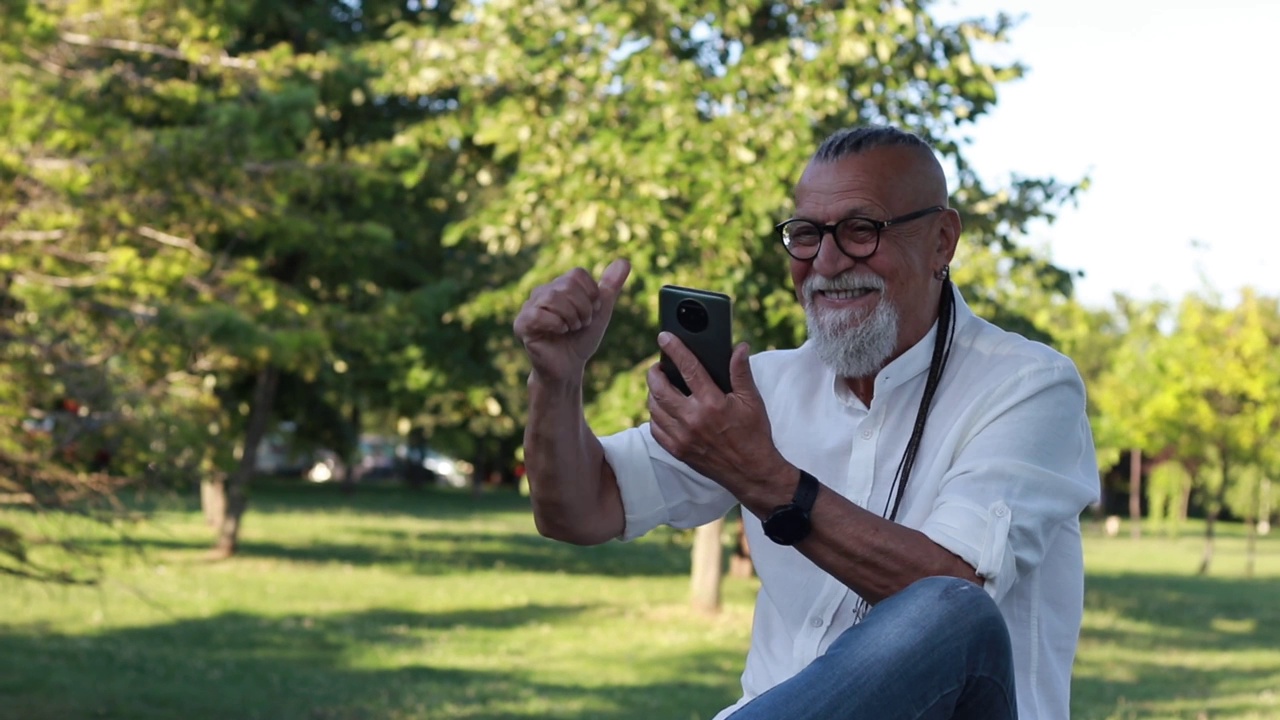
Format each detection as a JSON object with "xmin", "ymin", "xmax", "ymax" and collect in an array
[{"xmin": 598, "ymin": 289, "xmax": 1099, "ymax": 720}]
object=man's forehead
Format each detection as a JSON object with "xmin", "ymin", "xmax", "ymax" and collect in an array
[{"xmin": 793, "ymin": 146, "xmax": 940, "ymax": 207}]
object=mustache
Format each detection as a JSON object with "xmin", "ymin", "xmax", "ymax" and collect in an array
[{"xmin": 802, "ymin": 273, "xmax": 885, "ymax": 303}]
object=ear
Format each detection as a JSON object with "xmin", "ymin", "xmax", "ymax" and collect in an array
[{"xmin": 935, "ymin": 208, "xmax": 962, "ymax": 266}]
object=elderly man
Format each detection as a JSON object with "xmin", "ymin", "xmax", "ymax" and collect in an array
[{"xmin": 513, "ymin": 126, "xmax": 1098, "ymax": 719}]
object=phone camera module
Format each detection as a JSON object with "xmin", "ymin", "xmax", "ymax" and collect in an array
[{"xmin": 675, "ymin": 299, "xmax": 710, "ymax": 333}]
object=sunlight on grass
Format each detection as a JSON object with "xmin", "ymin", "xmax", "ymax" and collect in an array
[{"xmin": 2, "ymin": 485, "xmax": 1278, "ymax": 720}]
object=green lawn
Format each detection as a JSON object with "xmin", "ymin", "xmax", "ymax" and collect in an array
[{"xmin": 1, "ymin": 483, "xmax": 1277, "ymax": 720}]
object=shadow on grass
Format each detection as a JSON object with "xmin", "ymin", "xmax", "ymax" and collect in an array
[
  {"xmin": 132, "ymin": 480, "xmax": 537, "ymax": 516},
  {"xmin": 0, "ymin": 604, "xmax": 741, "ymax": 720},
  {"xmin": 81, "ymin": 482, "xmax": 702, "ymax": 578},
  {"xmin": 1071, "ymin": 572, "xmax": 1280, "ymax": 719},
  {"xmin": 77, "ymin": 524, "xmax": 696, "ymax": 577},
  {"xmin": 245, "ymin": 481, "xmax": 538, "ymax": 520},
  {"xmin": 248, "ymin": 531, "xmax": 693, "ymax": 577}
]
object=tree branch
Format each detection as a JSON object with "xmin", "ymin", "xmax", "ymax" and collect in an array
[
  {"xmin": 45, "ymin": 246, "xmax": 109, "ymax": 266},
  {"xmin": 14, "ymin": 271, "xmax": 106, "ymax": 288},
  {"xmin": 0, "ymin": 230, "xmax": 66, "ymax": 242},
  {"xmin": 137, "ymin": 226, "xmax": 210, "ymax": 259},
  {"xmin": 58, "ymin": 32, "xmax": 257, "ymax": 70}
]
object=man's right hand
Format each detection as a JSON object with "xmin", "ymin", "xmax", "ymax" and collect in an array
[{"xmin": 514, "ymin": 259, "xmax": 631, "ymax": 384}]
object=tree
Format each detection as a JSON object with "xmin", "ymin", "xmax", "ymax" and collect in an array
[
  {"xmin": 1090, "ymin": 297, "xmax": 1174, "ymax": 535},
  {"xmin": 2, "ymin": 0, "xmax": 1095, "ymax": 575},
  {"xmin": 0, "ymin": 1, "xmax": 457, "ymax": 557},
  {"xmin": 1094, "ymin": 290, "xmax": 1280, "ymax": 573},
  {"xmin": 369, "ymin": 0, "xmax": 1088, "ymax": 478},
  {"xmin": 690, "ymin": 517, "xmax": 726, "ymax": 613},
  {"xmin": 370, "ymin": 0, "xmax": 1091, "ymax": 606}
]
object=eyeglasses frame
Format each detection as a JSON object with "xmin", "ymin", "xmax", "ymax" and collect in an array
[{"xmin": 775, "ymin": 205, "xmax": 947, "ymax": 261}]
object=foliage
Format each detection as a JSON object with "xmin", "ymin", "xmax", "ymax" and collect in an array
[
  {"xmin": 3, "ymin": 0, "xmax": 1276, "ymax": 572},
  {"xmin": 1146, "ymin": 461, "xmax": 1191, "ymax": 534},
  {"xmin": 368, "ymin": 0, "xmax": 1088, "ymax": 443},
  {"xmin": 1, "ymin": 0, "xmax": 1095, "ymax": 543},
  {"xmin": 1084, "ymin": 288, "xmax": 1280, "ymax": 569},
  {"xmin": 0, "ymin": 0, "xmax": 461, "ymax": 552}
]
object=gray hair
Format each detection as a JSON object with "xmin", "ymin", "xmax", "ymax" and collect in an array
[{"xmin": 813, "ymin": 126, "xmax": 934, "ymax": 164}]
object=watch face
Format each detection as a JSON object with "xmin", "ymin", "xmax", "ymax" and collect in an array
[{"xmin": 764, "ymin": 505, "xmax": 811, "ymax": 545}]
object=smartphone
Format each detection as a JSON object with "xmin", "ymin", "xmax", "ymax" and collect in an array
[{"xmin": 659, "ymin": 285, "xmax": 733, "ymax": 395}]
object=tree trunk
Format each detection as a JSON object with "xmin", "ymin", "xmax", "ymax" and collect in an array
[
  {"xmin": 728, "ymin": 513, "xmax": 754, "ymax": 579},
  {"xmin": 691, "ymin": 517, "xmax": 725, "ymax": 613},
  {"xmin": 1245, "ymin": 512, "xmax": 1257, "ymax": 578},
  {"xmin": 1197, "ymin": 511, "xmax": 1218, "ymax": 576},
  {"xmin": 200, "ymin": 475, "xmax": 225, "ymax": 527},
  {"xmin": 404, "ymin": 426, "xmax": 430, "ymax": 490},
  {"xmin": 1129, "ymin": 448, "xmax": 1142, "ymax": 539},
  {"xmin": 1178, "ymin": 475, "xmax": 1193, "ymax": 523},
  {"xmin": 1245, "ymin": 478, "xmax": 1263, "ymax": 578},
  {"xmin": 340, "ymin": 403, "xmax": 361, "ymax": 496},
  {"xmin": 1197, "ymin": 451, "xmax": 1230, "ymax": 576},
  {"xmin": 211, "ymin": 365, "xmax": 280, "ymax": 559},
  {"xmin": 470, "ymin": 455, "xmax": 488, "ymax": 499}
]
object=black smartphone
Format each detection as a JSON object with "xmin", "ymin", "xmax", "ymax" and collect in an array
[{"xmin": 659, "ymin": 285, "xmax": 733, "ymax": 395}]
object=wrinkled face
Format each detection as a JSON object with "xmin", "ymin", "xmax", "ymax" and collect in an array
[{"xmin": 788, "ymin": 145, "xmax": 959, "ymax": 377}]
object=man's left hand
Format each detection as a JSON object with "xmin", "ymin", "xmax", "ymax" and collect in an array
[{"xmin": 647, "ymin": 334, "xmax": 793, "ymax": 510}]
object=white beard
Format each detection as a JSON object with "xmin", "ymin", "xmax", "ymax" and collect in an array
[{"xmin": 803, "ymin": 273, "xmax": 899, "ymax": 380}]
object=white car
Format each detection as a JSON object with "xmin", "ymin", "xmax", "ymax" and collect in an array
[{"xmin": 425, "ymin": 450, "xmax": 472, "ymax": 488}]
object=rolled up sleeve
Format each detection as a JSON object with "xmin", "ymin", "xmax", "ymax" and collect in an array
[
  {"xmin": 600, "ymin": 424, "xmax": 738, "ymax": 542},
  {"xmin": 920, "ymin": 364, "xmax": 1099, "ymax": 602},
  {"xmin": 600, "ymin": 427, "xmax": 668, "ymax": 541}
]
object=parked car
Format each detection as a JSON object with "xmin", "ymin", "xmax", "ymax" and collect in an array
[{"xmin": 425, "ymin": 450, "xmax": 471, "ymax": 488}]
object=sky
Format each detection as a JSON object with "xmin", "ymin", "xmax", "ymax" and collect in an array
[{"xmin": 933, "ymin": 0, "xmax": 1280, "ymax": 308}]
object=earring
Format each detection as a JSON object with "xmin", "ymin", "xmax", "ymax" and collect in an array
[{"xmin": 933, "ymin": 265, "xmax": 950, "ymax": 281}]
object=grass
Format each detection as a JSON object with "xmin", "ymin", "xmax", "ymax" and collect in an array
[
  {"xmin": 0, "ymin": 483, "xmax": 1276, "ymax": 720},
  {"xmin": 1076, "ymin": 520, "xmax": 1280, "ymax": 719}
]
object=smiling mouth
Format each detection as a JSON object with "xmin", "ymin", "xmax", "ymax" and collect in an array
[{"xmin": 819, "ymin": 288, "xmax": 878, "ymax": 300}]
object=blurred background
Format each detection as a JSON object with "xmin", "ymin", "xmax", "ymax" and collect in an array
[{"xmin": 1, "ymin": 1, "xmax": 1277, "ymax": 718}]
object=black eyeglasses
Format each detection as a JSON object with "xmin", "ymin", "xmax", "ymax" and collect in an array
[{"xmin": 775, "ymin": 206, "xmax": 946, "ymax": 261}]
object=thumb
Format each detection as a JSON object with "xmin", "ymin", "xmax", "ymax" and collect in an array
[
  {"xmin": 594, "ymin": 258, "xmax": 631, "ymax": 319},
  {"xmin": 729, "ymin": 342, "xmax": 758, "ymax": 397}
]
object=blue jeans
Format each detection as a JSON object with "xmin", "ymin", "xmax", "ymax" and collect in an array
[{"xmin": 730, "ymin": 576, "xmax": 1016, "ymax": 720}]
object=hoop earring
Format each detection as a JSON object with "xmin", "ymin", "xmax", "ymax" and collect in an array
[{"xmin": 933, "ymin": 265, "xmax": 950, "ymax": 281}]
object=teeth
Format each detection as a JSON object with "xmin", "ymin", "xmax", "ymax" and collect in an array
[{"xmin": 823, "ymin": 289, "xmax": 873, "ymax": 299}]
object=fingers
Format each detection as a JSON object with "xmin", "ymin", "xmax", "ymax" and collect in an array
[
  {"xmin": 552, "ymin": 268, "xmax": 602, "ymax": 330},
  {"xmin": 598, "ymin": 259, "xmax": 631, "ymax": 298},
  {"xmin": 657, "ymin": 331, "xmax": 716, "ymax": 396},
  {"xmin": 647, "ymin": 362, "xmax": 695, "ymax": 458},
  {"xmin": 646, "ymin": 359, "xmax": 676, "ymax": 402},
  {"xmin": 728, "ymin": 343, "xmax": 756, "ymax": 397},
  {"xmin": 515, "ymin": 304, "xmax": 575, "ymax": 337},
  {"xmin": 595, "ymin": 258, "xmax": 631, "ymax": 319},
  {"xmin": 514, "ymin": 262, "xmax": 629, "ymax": 340}
]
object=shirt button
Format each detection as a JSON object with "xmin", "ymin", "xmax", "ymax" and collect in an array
[
  {"xmin": 861, "ymin": 430, "xmax": 873, "ymax": 440},
  {"xmin": 995, "ymin": 506, "xmax": 1009, "ymax": 517},
  {"xmin": 810, "ymin": 617, "xmax": 824, "ymax": 628}
]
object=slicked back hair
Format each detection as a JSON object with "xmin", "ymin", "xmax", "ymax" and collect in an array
[{"xmin": 813, "ymin": 126, "xmax": 934, "ymax": 164}]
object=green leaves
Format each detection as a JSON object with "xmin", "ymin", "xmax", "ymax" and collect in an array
[
  {"xmin": 0, "ymin": 0, "xmax": 1112, "ymax": 501},
  {"xmin": 385, "ymin": 0, "xmax": 1087, "ymax": 449},
  {"xmin": 1086, "ymin": 289, "xmax": 1280, "ymax": 528}
]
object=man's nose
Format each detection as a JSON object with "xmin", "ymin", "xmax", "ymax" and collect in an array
[{"xmin": 810, "ymin": 230, "xmax": 858, "ymax": 276}]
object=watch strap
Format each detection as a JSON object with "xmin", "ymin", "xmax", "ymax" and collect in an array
[{"xmin": 793, "ymin": 470, "xmax": 819, "ymax": 512}]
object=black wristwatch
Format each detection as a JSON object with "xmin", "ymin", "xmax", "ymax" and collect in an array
[{"xmin": 762, "ymin": 470, "xmax": 819, "ymax": 546}]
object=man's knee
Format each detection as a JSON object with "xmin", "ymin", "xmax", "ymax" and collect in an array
[
  {"xmin": 898, "ymin": 576, "xmax": 998, "ymax": 618},
  {"xmin": 864, "ymin": 576, "xmax": 1006, "ymax": 648},
  {"xmin": 814, "ymin": 576, "xmax": 1011, "ymax": 698}
]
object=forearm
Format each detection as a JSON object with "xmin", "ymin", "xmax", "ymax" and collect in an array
[
  {"xmin": 805, "ymin": 486, "xmax": 980, "ymax": 603},
  {"xmin": 741, "ymin": 476, "xmax": 979, "ymax": 604},
  {"xmin": 524, "ymin": 371, "xmax": 625, "ymax": 545}
]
